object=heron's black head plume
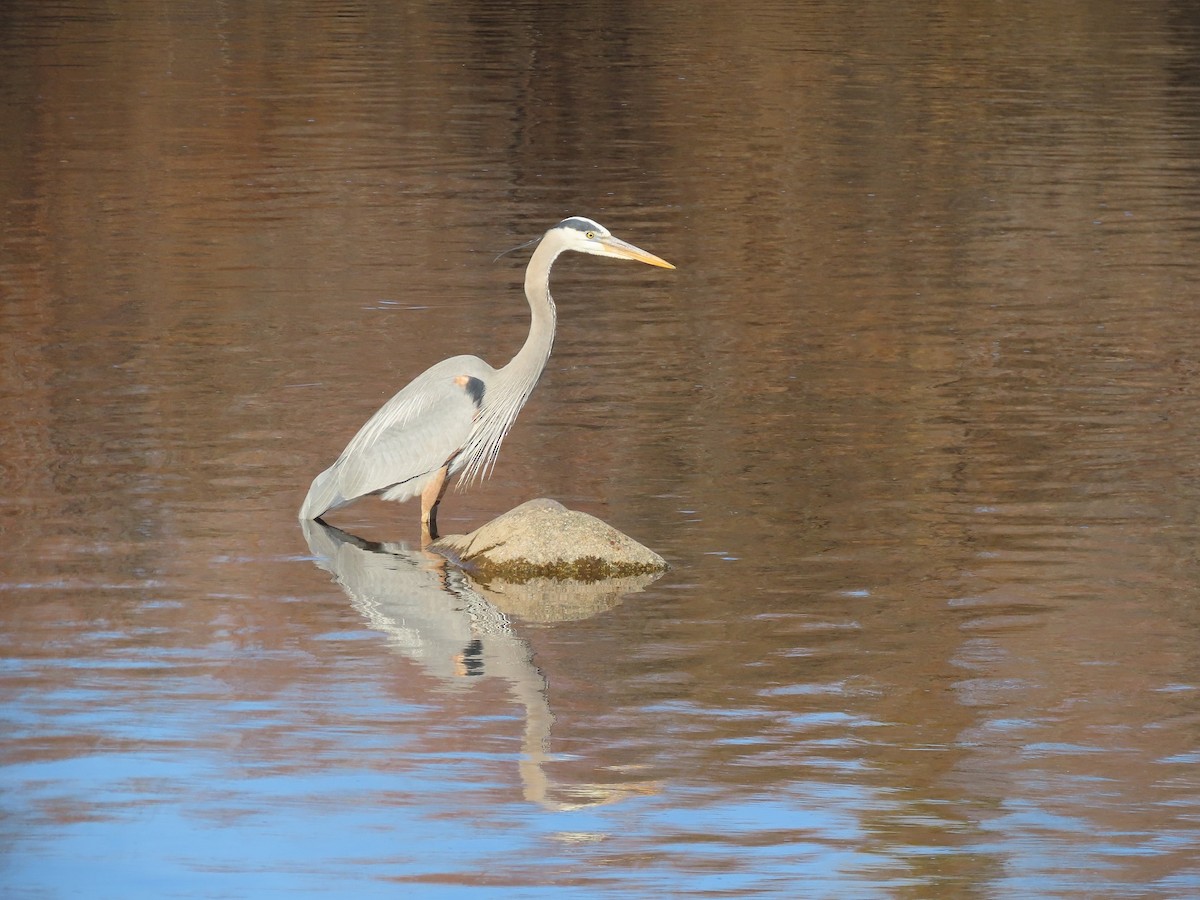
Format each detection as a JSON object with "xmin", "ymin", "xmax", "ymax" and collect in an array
[
  {"xmin": 558, "ymin": 216, "xmax": 606, "ymax": 234},
  {"xmin": 493, "ymin": 234, "xmax": 542, "ymax": 262}
]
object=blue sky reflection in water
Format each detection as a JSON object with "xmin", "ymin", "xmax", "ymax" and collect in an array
[
  {"xmin": 3, "ymin": 0, "xmax": 1200, "ymax": 896},
  {"xmin": 3, "ymin": 642, "xmax": 911, "ymax": 896}
]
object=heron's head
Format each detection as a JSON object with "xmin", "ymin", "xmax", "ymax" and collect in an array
[{"xmin": 550, "ymin": 216, "xmax": 675, "ymax": 269}]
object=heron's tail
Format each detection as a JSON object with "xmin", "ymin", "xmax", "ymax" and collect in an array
[{"xmin": 299, "ymin": 466, "xmax": 347, "ymax": 521}]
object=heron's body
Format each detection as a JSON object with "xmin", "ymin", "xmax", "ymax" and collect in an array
[{"xmin": 299, "ymin": 216, "xmax": 673, "ymax": 544}]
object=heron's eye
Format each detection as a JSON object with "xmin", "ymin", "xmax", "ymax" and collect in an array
[{"xmin": 585, "ymin": 231, "xmax": 595, "ymax": 240}]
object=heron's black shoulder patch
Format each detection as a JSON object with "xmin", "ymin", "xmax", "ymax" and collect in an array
[{"xmin": 453, "ymin": 374, "xmax": 486, "ymax": 408}]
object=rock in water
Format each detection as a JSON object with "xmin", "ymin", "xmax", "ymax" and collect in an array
[{"xmin": 430, "ymin": 498, "xmax": 668, "ymax": 583}]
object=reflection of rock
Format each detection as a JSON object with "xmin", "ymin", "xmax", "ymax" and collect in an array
[
  {"xmin": 472, "ymin": 574, "xmax": 660, "ymax": 623},
  {"xmin": 430, "ymin": 498, "xmax": 668, "ymax": 582}
]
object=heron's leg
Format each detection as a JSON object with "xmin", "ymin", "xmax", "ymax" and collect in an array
[{"xmin": 420, "ymin": 463, "xmax": 451, "ymax": 546}]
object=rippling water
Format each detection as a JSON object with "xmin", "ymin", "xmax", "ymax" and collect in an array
[{"xmin": 3, "ymin": 1, "xmax": 1200, "ymax": 896}]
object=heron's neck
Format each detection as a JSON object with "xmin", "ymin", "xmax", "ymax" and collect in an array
[{"xmin": 509, "ymin": 237, "xmax": 561, "ymax": 379}]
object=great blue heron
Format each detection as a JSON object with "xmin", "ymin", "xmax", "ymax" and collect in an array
[{"xmin": 299, "ymin": 216, "xmax": 674, "ymax": 543}]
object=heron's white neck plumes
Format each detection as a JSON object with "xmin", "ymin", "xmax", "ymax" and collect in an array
[{"xmin": 456, "ymin": 232, "xmax": 566, "ymax": 487}]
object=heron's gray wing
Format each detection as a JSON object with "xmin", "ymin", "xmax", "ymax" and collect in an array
[{"xmin": 333, "ymin": 356, "xmax": 491, "ymax": 504}]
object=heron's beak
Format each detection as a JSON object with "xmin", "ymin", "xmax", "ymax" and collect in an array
[{"xmin": 599, "ymin": 234, "xmax": 676, "ymax": 269}]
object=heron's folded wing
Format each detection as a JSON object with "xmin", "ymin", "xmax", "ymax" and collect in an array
[{"xmin": 333, "ymin": 371, "xmax": 481, "ymax": 502}]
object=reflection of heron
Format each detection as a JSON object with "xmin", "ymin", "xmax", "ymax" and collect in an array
[
  {"xmin": 301, "ymin": 516, "xmax": 661, "ymax": 811},
  {"xmin": 300, "ymin": 517, "xmax": 513, "ymax": 684},
  {"xmin": 299, "ymin": 217, "xmax": 674, "ymax": 544}
]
